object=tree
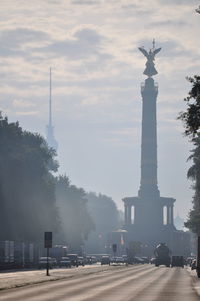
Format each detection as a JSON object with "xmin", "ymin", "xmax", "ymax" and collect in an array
[
  {"xmin": 196, "ymin": 5, "xmax": 200, "ymax": 14},
  {"xmin": 0, "ymin": 112, "xmax": 60, "ymax": 242},
  {"xmin": 184, "ymin": 136, "xmax": 200, "ymax": 233},
  {"xmin": 179, "ymin": 77, "xmax": 200, "ymax": 233},
  {"xmin": 55, "ymin": 175, "xmax": 95, "ymax": 253},
  {"xmin": 178, "ymin": 76, "xmax": 200, "ymax": 137},
  {"xmin": 85, "ymin": 192, "xmax": 120, "ymax": 253}
]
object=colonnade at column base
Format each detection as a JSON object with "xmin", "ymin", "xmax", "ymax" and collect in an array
[
  {"xmin": 123, "ymin": 195, "xmax": 175, "ymax": 227},
  {"xmin": 122, "ymin": 194, "xmax": 191, "ymax": 257}
]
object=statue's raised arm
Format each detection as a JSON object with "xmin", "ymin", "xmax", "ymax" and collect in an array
[{"xmin": 138, "ymin": 41, "xmax": 161, "ymax": 77}]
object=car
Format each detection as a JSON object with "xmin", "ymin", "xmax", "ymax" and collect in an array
[
  {"xmin": 122, "ymin": 255, "xmax": 128, "ymax": 265},
  {"xmin": 191, "ymin": 259, "xmax": 197, "ymax": 270},
  {"xmin": 101, "ymin": 256, "xmax": 110, "ymax": 265},
  {"xmin": 110, "ymin": 257, "xmax": 117, "ymax": 264},
  {"xmin": 141, "ymin": 257, "xmax": 149, "ymax": 264},
  {"xmin": 171, "ymin": 256, "xmax": 184, "ymax": 268},
  {"xmin": 134, "ymin": 257, "xmax": 145, "ymax": 264},
  {"xmin": 186, "ymin": 257, "xmax": 195, "ymax": 267},
  {"xmin": 85, "ymin": 256, "xmax": 97, "ymax": 264},
  {"xmin": 115, "ymin": 257, "xmax": 125, "ymax": 264},
  {"xmin": 59, "ymin": 257, "xmax": 71, "ymax": 268},
  {"xmin": 67, "ymin": 254, "xmax": 79, "ymax": 267},
  {"xmin": 85, "ymin": 256, "xmax": 92, "ymax": 264},
  {"xmin": 91, "ymin": 256, "xmax": 97, "ymax": 264},
  {"xmin": 38, "ymin": 257, "xmax": 57, "ymax": 269},
  {"xmin": 78, "ymin": 257, "xmax": 85, "ymax": 266},
  {"xmin": 110, "ymin": 257, "xmax": 124, "ymax": 264},
  {"xmin": 150, "ymin": 257, "xmax": 156, "ymax": 264}
]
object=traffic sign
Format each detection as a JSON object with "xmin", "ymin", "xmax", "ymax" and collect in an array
[{"xmin": 44, "ymin": 232, "xmax": 52, "ymax": 249}]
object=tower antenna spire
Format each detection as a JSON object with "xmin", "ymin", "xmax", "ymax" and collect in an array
[
  {"xmin": 46, "ymin": 67, "xmax": 58, "ymax": 151},
  {"xmin": 49, "ymin": 67, "xmax": 52, "ymax": 126}
]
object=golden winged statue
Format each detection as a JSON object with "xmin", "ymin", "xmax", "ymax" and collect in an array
[{"xmin": 138, "ymin": 41, "xmax": 161, "ymax": 77}]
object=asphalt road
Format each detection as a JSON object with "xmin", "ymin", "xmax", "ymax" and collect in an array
[{"xmin": 0, "ymin": 264, "xmax": 198, "ymax": 301}]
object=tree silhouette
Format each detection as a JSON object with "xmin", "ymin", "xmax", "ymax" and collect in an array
[
  {"xmin": 179, "ymin": 77, "xmax": 200, "ymax": 233},
  {"xmin": 0, "ymin": 112, "xmax": 60, "ymax": 242}
]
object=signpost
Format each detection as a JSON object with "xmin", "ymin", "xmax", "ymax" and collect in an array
[
  {"xmin": 197, "ymin": 236, "xmax": 200, "ymax": 278},
  {"xmin": 44, "ymin": 232, "xmax": 52, "ymax": 276}
]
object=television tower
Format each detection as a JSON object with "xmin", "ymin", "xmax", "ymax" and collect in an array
[{"xmin": 46, "ymin": 67, "xmax": 58, "ymax": 151}]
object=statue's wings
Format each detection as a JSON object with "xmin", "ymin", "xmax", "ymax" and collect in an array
[
  {"xmin": 138, "ymin": 47, "xmax": 149, "ymax": 58},
  {"xmin": 153, "ymin": 47, "xmax": 161, "ymax": 56}
]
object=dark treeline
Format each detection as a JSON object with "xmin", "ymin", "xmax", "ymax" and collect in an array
[
  {"xmin": 0, "ymin": 113, "xmax": 120, "ymax": 251},
  {"xmin": 0, "ymin": 113, "xmax": 60, "ymax": 242},
  {"xmin": 85, "ymin": 192, "xmax": 120, "ymax": 253},
  {"xmin": 55, "ymin": 175, "xmax": 95, "ymax": 252},
  {"xmin": 179, "ymin": 76, "xmax": 200, "ymax": 233}
]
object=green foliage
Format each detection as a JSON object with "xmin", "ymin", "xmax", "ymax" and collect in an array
[
  {"xmin": 179, "ymin": 77, "xmax": 200, "ymax": 233},
  {"xmin": 85, "ymin": 192, "xmax": 120, "ymax": 253},
  {"xmin": 0, "ymin": 112, "xmax": 60, "ymax": 242},
  {"xmin": 196, "ymin": 5, "xmax": 200, "ymax": 14},
  {"xmin": 185, "ymin": 135, "xmax": 200, "ymax": 233},
  {"xmin": 55, "ymin": 175, "xmax": 95, "ymax": 253},
  {"xmin": 0, "ymin": 112, "xmax": 119, "ymax": 249},
  {"xmin": 178, "ymin": 76, "xmax": 200, "ymax": 137}
]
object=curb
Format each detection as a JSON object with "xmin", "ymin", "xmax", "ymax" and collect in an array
[{"xmin": 186, "ymin": 267, "xmax": 200, "ymax": 296}]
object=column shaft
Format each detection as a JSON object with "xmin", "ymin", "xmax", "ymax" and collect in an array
[
  {"xmin": 171, "ymin": 205, "xmax": 174, "ymax": 225},
  {"xmin": 124, "ymin": 205, "xmax": 128, "ymax": 225},
  {"xmin": 167, "ymin": 206, "xmax": 170, "ymax": 224},
  {"xmin": 127, "ymin": 205, "xmax": 132, "ymax": 225}
]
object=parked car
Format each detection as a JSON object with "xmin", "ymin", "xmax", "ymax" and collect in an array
[
  {"xmin": 101, "ymin": 256, "xmax": 110, "ymax": 265},
  {"xmin": 134, "ymin": 257, "xmax": 145, "ymax": 264},
  {"xmin": 141, "ymin": 257, "xmax": 149, "ymax": 264},
  {"xmin": 38, "ymin": 257, "xmax": 57, "ymax": 269},
  {"xmin": 78, "ymin": 257, "xmax": 85, "ymax": 266},
  {"xmin": 191, "ymin": 259, "xmax": 197, "ymax": 270},
  {"xmin": 110, "ymin": 257, "xmax": 124, "ymax": 264},
  {"xmin": 186, "ymin": 257, "xmax": 195, "ymax": 267},
  {"xmin": 122, "ymin": 255, "xmax": 128, "ymax": 261},
  {"xmin": 85, "ymin": 256, "xmax": 94, "ymax": 264},
  {"xmin": 150, "ymin": 257, "xmax": 156, "ymax": 264},
  {"xmin": 115, "ymin": 257, "xmax": 125, "ymax": 264},
  {"xmin": 67, "ymin": 254, "xmax": 79, "ymax": 267},
  {"xmin": 59, "ymin": 257, "xmax": 71, "ymax": 268}
]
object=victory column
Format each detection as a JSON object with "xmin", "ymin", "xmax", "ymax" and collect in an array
[{"xmin": 122, "ymin": 41, "xmax": 190, "ymax": 257}]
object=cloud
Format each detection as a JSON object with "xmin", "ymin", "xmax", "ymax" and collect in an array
[
  {"xmin": 159, "ymin": 0, "xmax": 197, "ymax": 5},
  {"xmin": 34, "ymin": 27, "xmax": 104, "ymax": 60},
  {"xmin": 12, "ymin": 99, "xmax": 36, "ymax": 108},
  {"xmin": 0, "ymin": 28, "xmax": 50, "ymax": 57},
  {"xmin": 15, "ymin": 111, "xmax": 39, "ymax": 116},
  {"xmin": 71, "ymin": 0, "xmax": 100, "ymax": 5},
  {"xmin": 149, "ymin": 20, "xmax": 188, "ymax": 28}
]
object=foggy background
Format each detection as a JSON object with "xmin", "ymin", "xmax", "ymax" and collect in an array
[{"xmin": 1, "ymin": 0, "xmax": 200, "ymax": 220}]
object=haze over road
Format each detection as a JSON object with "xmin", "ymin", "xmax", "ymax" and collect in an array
[{"xmin": 0, "ymin": 264, "xmax": 198, "ymax": 301}]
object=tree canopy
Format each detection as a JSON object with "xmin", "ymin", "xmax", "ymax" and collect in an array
[
  {"xmin": 55, "ymin": 175, "xmax": 95, "ymax": 253},
  {"xmin": 85, "ymin": 192, "xmax": 120, "ymax": 253},
  {"xmin": 178, "ymin": 76, "xmax": 200, "ymax": 137},
  {"xmin": 179, "ymin": 77, "xmax": 200, "ymax": 233},
  {"xmin": 184, "ymin": 136, "xmax": 200, "ymax": 233},
  {"xmin": 0, "ymin": 112, "xmax": 120, "ymax": 250},
  {"xmin": 0, "ymin": 113, "xmax": 60, "ymax": 242}
]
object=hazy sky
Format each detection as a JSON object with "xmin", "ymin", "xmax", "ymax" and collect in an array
[{"xmin": 0, "ymin": 0, "xmax": 200, "ymax": 219}]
